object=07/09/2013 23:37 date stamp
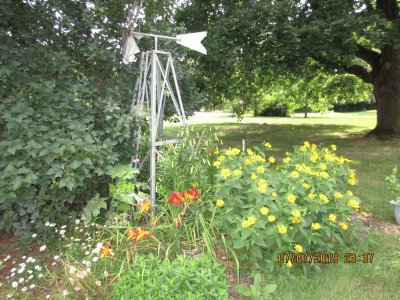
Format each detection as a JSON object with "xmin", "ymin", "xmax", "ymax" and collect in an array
[{"xmin": 277, "ymin": 252, "xmax": 375, "ymax": 264}]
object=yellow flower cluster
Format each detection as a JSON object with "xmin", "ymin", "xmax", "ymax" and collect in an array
[
  {"xmin": 263, "ymin": 142, "xmax": 272, "ymax": 149},
  {"xmin": 340, "ymin": 222, "xmax": 348, "ymax": 230},
  {"xmin": 257, "ymin": 165, "xmax": 265, "ymax": 174},
  {"xmin": 233, "ymin": 169, "xmax": 242, "ymax": 176},
  {"xmin": 319, "ymin": 194, "xmax": 330, "ymax": 203},
  {"xmin": 260, "ymin": 207, "xmax": 269, "ymax": 216},
  {"xmin": 278, "ymin": 225, "xmax": 287, "ymax": 234},
  {"xmin": 348, "ymin": 169, "xmax": 357, "ymax": 185},
  {"xmin": 347, "ymin": 199, "xmax": 360, "ymax": 210},
  {"xmin": 242, "ymin": 216, "xmax": 257, "ymax": 228},
  {"xmin": 268, "ymin": 156, "xmax": 276, "ymax": 163},
  {"xmin": 257, "ymin": 179, "xmax": 268, "ymax": 194},
  {"xmin": 268, "ymin": 215, "xmax": 276, "ymax": 222},
  {"xmin": 334, "ymin": 192, "xmax": 343, "ymax": 199},
  {"xmin": 290, "ymin": 170, "xmax": 300, "ymax": 179},
  {"xmin": 311, "ymin": 223, "xmax": 321, "ymax": 230},
  {"xmin": 216, "ymin": 199, "xmax": 225, "ymax": 207},
  {"xmin": 328, "ymin": 214, "xmax": 337, "ymax": 222},
  {"xmin": 283, "ymin": 157, "xmax": 291, "ymax": 164},
  {"xmin": 291, "ymin": 210, "xmax": 301, "ymax": 218},
  {"xmin": 220, "ymin": 168, "xmax": 231, "ymax": 179},
  {"xmin": 287, "ymin": 194, "xmax": 297, "ymax": 203},
  {"xmin": 294, "ymin": 244, "xmax": 303, "ymax": 253},
  {"xmin": 225, "ymin": 147, "xmax": 241, "ymax": 156}
]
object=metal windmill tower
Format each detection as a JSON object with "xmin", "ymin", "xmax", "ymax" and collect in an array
[{"xmin": 122, "ymin": 3, "xmax": 207, "ymax": 208}]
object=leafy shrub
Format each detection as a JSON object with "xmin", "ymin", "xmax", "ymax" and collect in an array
[
  {"xmin": 211, "ymin": 142, "xmax": 360, "ymax": 269},
  {"xmin": 257, "ymin": 101, "xmax": 290, "ymax": 117},
  {"xmin": 112, "ymin": 254, "xmax": 229, "ymax": 300},
  {"xmin": 0, "ymin": 84, "xmax": 139, "ymax": 236},
  {"xmin": 157, "ymin": 127, "xmax": 220, "ymax": 196}
]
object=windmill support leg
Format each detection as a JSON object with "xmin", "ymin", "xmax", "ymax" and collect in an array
[{"xmin": 150, "ymin": 51, "xmax": 158, "ymax": 208}]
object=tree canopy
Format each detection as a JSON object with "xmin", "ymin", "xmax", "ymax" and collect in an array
[{"xmin": 177, "ymin": 0, "xmax": 400, "ymax": 136}]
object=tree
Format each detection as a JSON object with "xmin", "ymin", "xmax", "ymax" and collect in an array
[{"xmin": 178, "ymin": 0, "xmax": 400, "ymax": 136}]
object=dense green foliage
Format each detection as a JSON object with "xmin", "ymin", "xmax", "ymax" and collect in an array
[
  {"xmin": 177, "ymin": 0, "xmax": 400, "ymax": 135},
  {"xmin": 113, "ymin": 254, "xmax": 230, "ymax": 300},
  {"xmin": 211, "ymin": 142, "xmax": 360, "ymax": 269},
  {"xmin": 0, "ymin": 0, "xmax": 207, "ymax": 235}
]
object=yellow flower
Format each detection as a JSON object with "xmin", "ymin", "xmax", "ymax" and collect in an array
[
  {"xmin": 258, "ymin": 184, "xmax": 267, "ymax": 194},
  {"xmin": 320, "ymin": 171, "xmax": 329, "ymax": 179},
  {"xmin": 310, "ymin": 154, "xmax": 319, "ymax": 163},
  {"xmin": 334, "ymin": 192, "xmax": 343, "ymax": 199},
  {"xmin": 216, "ymin": 199, "xmax": 225, "ymax": 207},
  {"xmin": 251, "ymin": 173, "xmax": 258, "ymax": 180},
  {"xmin": 290, "ymin": 171, "xmax": 300, "ymax": 179},
  {"xmin": 258, "ymin": 179, "xmax": 267, "ymax": 186},
  {"xmin": 245, "ymin": 158, "xmax": 252, "ymax": 165},
  {"xmin": 302, "ymin": 183, "xmax": 311, "ymax": 189},
  {"xmin": 283, "ymin": 157, "xmax": 291, "ymax": 164},
  {"xmin": 347, "ymin": 190, "xmax": 353, "ymax": 197},
  {"xmin": 278, "ymin": 225, "xmax": 287, "ymax": 234},
  {"xmin": 220, "ymin": 168, "xmax": 231, "ymax": 178},
  {"xmin": 287, "ymin": 260, "xmax": 293, "ymax": 268},
  {"xmin": 347, "ymin": 199, "xmax": 360, "ymax": 210},
  {"xmin": 248, "ymin": 216, "xmax": 257, "ymax": 225},
  {"xmin": 269, "ymin": 156, "xmax": 276, "ymax": 163},
  {"xmin": 226, "ymin": 147, "xmax": 241, "ymax": 156},
  {"xmin": 233, "ymin": 169, "xmax": 242, "ymax": 176},
  {"xmin": 291, "ymin": 210, "xmax": 301, "ymax": 218},
  {"xmin": 319, "ymin": 194, "xmax": 329, "ymax": 203},
  {"xmin": 260, "ymin": 207, "xmax": 269, "ymax": 216},
  {"xmin": 217, "ymin": 155, "xmax": 226, "ymax": 162},
  {"xmin": 320, "ymin": 163, "xmax": 327, "ymax": 170},
  {"xmin": 241, "ymin": 220, "xmax": 251, "ymax": 228},
  {"xmin": 311, "ymin": 223, "xmax": 321, "ymax": 230},
  {"xmin": 257, "ymin": 165, "xmax": 265, "ymax": 174},
  {"xmin": 263, "ymin": 142, "xmax": 272, "ymax": 149},
  {"xmin": 331, "ymin": 144, "xmax": 337, "ymax": 151},
  {"xmin": 272, "ymin": 192, "xmax": 277, "ymax": 197},
  {"xmin": 213, "ymin": 161, "xmax": 222, "ymax": 168},
  {"xmin": 340, "ymin": 222, "xmax": 348, "ymax": 230},
  {"xmin": 328, "ymin": 214, "xmax": 337, "ymax": 222},
  {"xmin": 348, "ymin": 178, "xmax": 357, "ymax": 185},
  {"xmin": 268, "ymin": 215, "xmax": 276, "ymax": 222},
  {"xmin": 294, "ymin": 244, "xmax": 303, "ymax": 253},
  {"xmin": 292, "ymin": 217, "xmax": 301, "ymax": 224},
  {"xmin": 308, "ymin": 193, "xmax": 316, "ymax": 200},
  {"xmin": 287, "ymin": 194, "xmax": 297, "ymax": 204},
  {"xmin": 251, "ymin": 155, "xmax": 265, "ymax": 163},
  {"xmin": 246, "ymin": 148, "xmax": 254, "ymax": 156}
]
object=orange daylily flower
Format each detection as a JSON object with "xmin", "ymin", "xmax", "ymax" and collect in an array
[
  {"xmin": 137, "ymin": 200, "xmax": 151, "ymax": 212},
  {"xmin": 100, "ymin": 241, "xmax": 114, "ymax": 257}
]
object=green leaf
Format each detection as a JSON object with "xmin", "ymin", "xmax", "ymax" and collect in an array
[{"xmin": 13, "ymin": 176, "xmax": 23, "ymax": 191}]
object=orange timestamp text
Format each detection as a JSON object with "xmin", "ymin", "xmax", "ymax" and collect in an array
[{"xmin": 277, "ymin": 252, "xmax": 375, "ymax": 264}]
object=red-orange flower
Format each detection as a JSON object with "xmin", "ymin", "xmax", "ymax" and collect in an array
[
  {"xmin": 100, "ymin": 241, "xmax": 114, "ymax": 257},
  {"xmin": 125, "ymin": 227, "xmax": 153, "ymax": 242},
  {"xmin": 167, "ymin": 187, "xmax": 201, "ymax": 207},
  {"xmin": 186, "ymin": 187, "xmax": 200, "ymax": 202},
  {"xmin": 168, "ymin": 192, "xmax": 185, "ymax": 207},
  {"xmin": 138, "ymin": 200, "xmax": 151, "ymax": 212}
]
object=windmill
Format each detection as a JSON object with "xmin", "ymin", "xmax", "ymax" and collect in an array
[{"xmin": 123, "ymin": 3, "xmax": 207, "ymax": 208}]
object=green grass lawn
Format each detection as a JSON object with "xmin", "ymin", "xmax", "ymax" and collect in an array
[
  {"xmin": 167, "ymin": 110, "xmax": 400, "ymax": 222},
  {"xmin": 273, "ymin": 224, "xmax": 400, "ymax": 300}
]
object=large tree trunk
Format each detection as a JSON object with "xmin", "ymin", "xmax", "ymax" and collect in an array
[{"xmin": 369, "ymin": 47, "xmax": 400, "ymax": 137}]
